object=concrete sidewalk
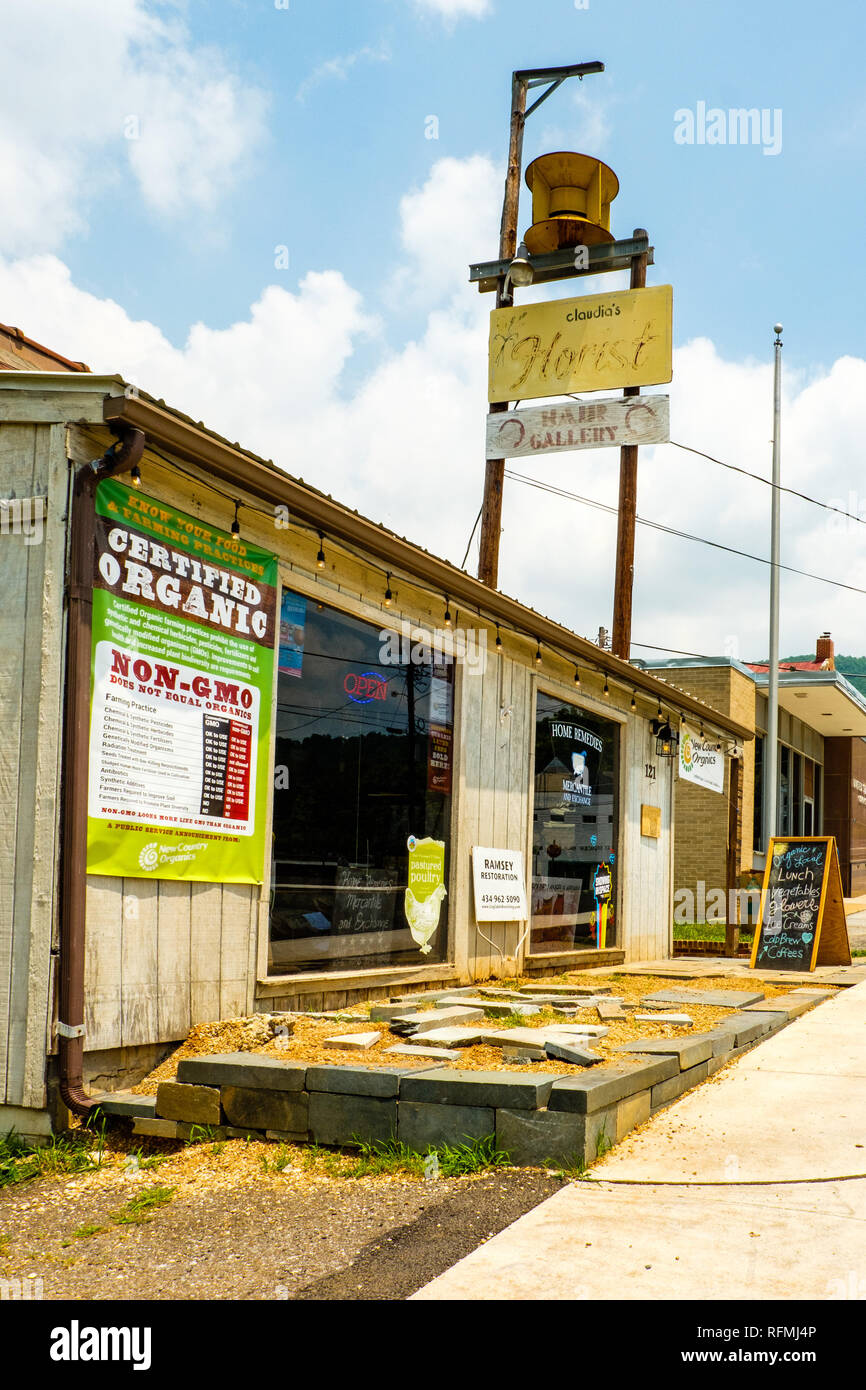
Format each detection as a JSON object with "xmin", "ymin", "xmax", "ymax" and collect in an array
[{"xmin": 413, "ymin": 980, "xmax": 866, "ymax": 1300}]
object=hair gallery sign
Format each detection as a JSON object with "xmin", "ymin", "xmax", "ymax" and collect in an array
[
  {"xmin": 86, "ymin": 477, "xmax": 277, "ymax": 883},
  {"xmin": 486, "ymin": 395, "xmax": 669, "ymax": 459},
  {"xmin": 678, "ymin": 725, "xmax": 724, "ymax": 794}
]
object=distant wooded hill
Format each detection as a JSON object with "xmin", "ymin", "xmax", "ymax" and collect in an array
[{"xmin": 784, "ymin": 654, "xmax": 866, "ymax": 697}]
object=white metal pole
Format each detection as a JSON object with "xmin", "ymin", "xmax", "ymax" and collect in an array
[{"xmin": 764, "ymin": 323, "xmax": 783, "ymax": 852}]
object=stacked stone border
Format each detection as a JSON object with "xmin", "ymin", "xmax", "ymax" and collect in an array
[{"xmin": 100, "ymin": 990, "xmax": 832, "ymax": 1168}]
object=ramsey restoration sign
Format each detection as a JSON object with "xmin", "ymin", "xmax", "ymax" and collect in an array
[
  {"xmin": 678, "ymin": 725, "xmax": 725, "ymax": 795},
  {"xmin": 488, "ymin": 285, "xmax": 673, "ymax": 403},
  {"xmin": 86, "ymin": 478, "xmax": 278, "ymax": 883}
]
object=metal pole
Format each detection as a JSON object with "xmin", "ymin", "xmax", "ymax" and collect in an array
[
  {"xmin": 763, "ymin": 323, "xmax": 783, "ymax": 853},
  {"xmin": 477, "ymin": 72, "xmax": 527, "ymax": 589}
]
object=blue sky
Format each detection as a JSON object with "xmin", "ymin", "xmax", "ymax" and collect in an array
[
  {"xmin": 1, "ymin": 0, "xmax": 865, "ymax": 662},
  {"xmin": 63, "ymin": 0, "xmax": 865, "ymax": 371}
]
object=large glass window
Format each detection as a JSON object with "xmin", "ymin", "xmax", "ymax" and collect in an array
[
  {"xmin": 268, "ymin": 592, "xmax": 453, "ymax": 974},
  {"xmin": 530, "ymin": 692, "xmax": 619, "ymax": 953},
  {"xmin": 753, "ymin": 734, "xmax": 765, "ymax": 852}
]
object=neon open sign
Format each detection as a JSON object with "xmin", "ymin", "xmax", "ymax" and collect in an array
[{"xmin": 344, "ymin": 671, "xmax": 389, "ymax": 704}]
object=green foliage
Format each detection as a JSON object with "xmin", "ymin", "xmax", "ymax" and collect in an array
[
  {"xmin": 0, "ymin": 1127, "xmax": 104, "ymax": 1188},
  {"xmin": 108, "ymin": 1185, "xmax": 175, "ymax": 1226},
  {"xmin": 673, "ymin": 922, "xmax": 754, "ymax": 942},
  {"xmin": 183, "ymin": 1124, "xmax": 218, "ymax": 1146},
  {"xmin": 784, "ymin": 653, "xmax": 866, "ymax": 696},
  {"xmin": 350, "ymin": 1133, "xmax": 510, "ymax": 1178},
  {"xmin": 72, "ymin": 1221, "xmax": 107, "ymax": 1241}
]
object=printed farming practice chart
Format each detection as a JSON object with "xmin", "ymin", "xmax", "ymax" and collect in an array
[
  {"xmin": 86, "ymin": 478, "xmax": 277, "ymax": 883},
  {"xmin": 89, "ymin": 646, "xmax": 257, "ymax": 835}
]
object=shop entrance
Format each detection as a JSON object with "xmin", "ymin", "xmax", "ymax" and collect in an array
[{"xmin": 530, "ymin": 692, "xmax": 619, "ymax": 954}]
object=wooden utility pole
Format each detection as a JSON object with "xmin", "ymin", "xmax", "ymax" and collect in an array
[
  {"xmin": 477, "ymin": 73, "xmax": 527, "ymax": 589},
  {"xmin": 611, "ymin": 228, "xmax": 649, "ymax": 658}
]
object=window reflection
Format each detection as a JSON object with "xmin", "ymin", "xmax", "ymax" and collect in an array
[
  {"xmin": 530, "ymin": 693, "xmax": 619, "ymax": 953},
  {"xmin": 269, "ymin": 593, "xmax": 452, "ymax": 974}
]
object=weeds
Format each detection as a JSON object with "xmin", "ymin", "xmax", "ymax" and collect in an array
[
  {"xmin": 0, "ymin": 1128, "xmax": 104, "ymax": 1189},
  {"xmin": 71, "ymin": 1222, "xmax": 107, "ymax": 1241},
  {"xmin": 184, "ymin": 1124, "xmax": 218, "ymax": 1146},
  {"xmin": 347, "ymin": 1134, "xmax": 510, "ymax": 1178},
  {"xmin": 595, "ymin": 1126, "xmax": 613, "ymax": 1160},
  {"xmin": 108, "ymin": 1185, "xmax": 175, "ymax": 1226}
]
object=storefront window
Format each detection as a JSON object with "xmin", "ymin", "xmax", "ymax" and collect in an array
[
  {"xmin": 530, "ymin": 692, "xmax": 619, "ymax": 953},
  {"xmin": 268, "ymin": 592, "xmax": 453, "ymax": 974},
  {"xmin": 753, "ymin": 735, "xmax": 765, "ymax": 852}
]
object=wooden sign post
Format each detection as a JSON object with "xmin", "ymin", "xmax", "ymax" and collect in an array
[{"xmin": 750, "ymin": 836, "xmax": 851, "ymax": 972}]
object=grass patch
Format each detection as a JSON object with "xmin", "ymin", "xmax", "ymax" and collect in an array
[
  {"xmin": 0, "ymin": 1232, "xmax": 10, "ymax": 1257},
  {"xmin": 350, "ymin": 1133, "xmax": 510, "ymax": 1178},
  {"xmin": 71, "ymin": 1221, "xmax": 107, "ymax": 1241},
  {"xmin": 673, "ymin": 922, "xmax": 754, "ymax": 942},
  {"xmin": 108, "ymin": 1185, "xmax": 175, "ymax": 1226},
  {"xmin": 273, "ymin": 1133, "xmax": 512, "ymax": 1180},
  {"xmin": 184, "ymin": 1124, "xmax": 220, "ymax": 1146},
  {"xmin": 0, "ymin": 1124, "xmax": 106, "ymax": 1189}
]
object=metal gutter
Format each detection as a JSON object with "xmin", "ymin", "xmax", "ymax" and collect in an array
[
  {"xmin": 58, "ymin": 423, "xmax": 145, "ymax": 1116},
  {"xmin": 100, "ymin": 391, "xmax": 753, "ymax": 743}
]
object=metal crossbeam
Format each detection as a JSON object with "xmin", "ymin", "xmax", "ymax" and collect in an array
[{"xmin": 468, "ymin": 236, "xmax": 652, "ymax": 291}]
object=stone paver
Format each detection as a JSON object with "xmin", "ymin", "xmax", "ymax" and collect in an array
[
  {"xmin": 322, "ymin": 1031, "xmax": 382, "ymax": 1051},
  {"xmin": 383, "ymin": 1043, "xmax": 462, "ymax": 1060},
  {"xmin": 633, "ymin": 1013, "xmax": 693, "ymax": 1025},
  {"xmin": 639, "ymin": 988, "xmax": 766, "ymax": 1008},
  {"xmin": 544, "ymin": 1040, "xmax": 603, "ymax": 1065}
]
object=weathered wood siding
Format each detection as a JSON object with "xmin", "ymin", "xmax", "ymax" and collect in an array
[
  {"xmin": 0, "ymin": 420, "xmax": 68, "ymax": 1107},
  {"xmin": 2, "ymin": 414, "xmax": 679, "ymax": 1087}
]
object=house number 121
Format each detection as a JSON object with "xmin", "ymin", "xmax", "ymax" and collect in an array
[{"xmin": 644, "ymin": 764, "xmax": 656, "ymax": 780}]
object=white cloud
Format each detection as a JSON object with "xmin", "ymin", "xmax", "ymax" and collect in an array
[
  {"xmin": 0, "ymin": 0, "xmax": 268, "ymax": 251},
  {"xmin": 388, "ymin": 154, "xmax": 501, "ymax": 308},
  {"xmin": 413, "ymin": 0, "xmax": 492, "ymax": 21},
  {"xmin": 1, "ymin": 154, "xmax": 864, "ymax": 662},
  {"xmin": 296, "ymin": 43, "xmax": 391, "ymax": 103}
]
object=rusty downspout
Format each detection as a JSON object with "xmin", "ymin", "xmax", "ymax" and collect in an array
[{"xmin": 58, "ymin": 424, "xmax": 145, "ymax": 1117}]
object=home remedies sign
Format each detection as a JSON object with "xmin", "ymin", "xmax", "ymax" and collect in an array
[{"xmin": 86, "ymin": 478, "xmax": 277, "ymax": 883}]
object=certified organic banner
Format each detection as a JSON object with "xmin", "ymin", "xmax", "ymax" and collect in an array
[
  {"xmin": 405, "ymin": 835, "xmax": 446, "ymax": 954},
  {"xmin": 86, "ymin": 478, "xmax": 278, "ymax": 883},
  {"xmin": 678, "ymin": 724, "xmax": 725, "ymax": 795},
  {"xmin": 488, "ymin": 285, "xmax": 673, "ymax": 403}
]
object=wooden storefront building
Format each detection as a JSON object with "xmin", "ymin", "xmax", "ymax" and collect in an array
[{"xmin": 0, "ymin": 368, "xmax": 752, "ymax": 1137}]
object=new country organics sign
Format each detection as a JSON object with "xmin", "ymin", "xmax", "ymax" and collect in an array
[{"xmin": 86, "ymin": 478, "xmax": 278, "ymax": 883}]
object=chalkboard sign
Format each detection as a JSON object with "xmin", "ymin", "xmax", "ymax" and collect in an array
[{"xmin": 750, "ymin": 837, "xmax": 851, "ymax": 972}]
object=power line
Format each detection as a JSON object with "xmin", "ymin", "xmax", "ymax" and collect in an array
[
  {"xmin": 505, "ymin": 468, "xmax": 866, "ymax": 600},
  {"xmin": 669, "ymin": 439, "xmax": 866, "ymax": 529}
]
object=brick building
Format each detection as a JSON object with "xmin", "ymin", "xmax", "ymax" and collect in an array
[{"xmin": 644, "ymin": 634, "xmax": 866, "ymax": 912}]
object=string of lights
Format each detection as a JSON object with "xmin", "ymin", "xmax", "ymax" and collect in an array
[{"xmin": 126, "ymin": 443, "xmax": 700, "ymax": 729}]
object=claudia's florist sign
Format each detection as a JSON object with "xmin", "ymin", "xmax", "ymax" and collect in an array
[
  {"xmin": 472, "ymin": 847, "xmax": 528, "ymax": 922},
  {"xmin": 678, "ymin": 724, "xmax": 724, "ymax": 794},
  {"xmin": 86, "ymin": 478, "xmax": 277, "ymax": 883},
  {"xmin": 486, "ymin": 395, "xmax": 670, "ymax": 459},
  {"xmin": 488, "ymin": 285, "xmax": 672, "ymax": 402}
]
